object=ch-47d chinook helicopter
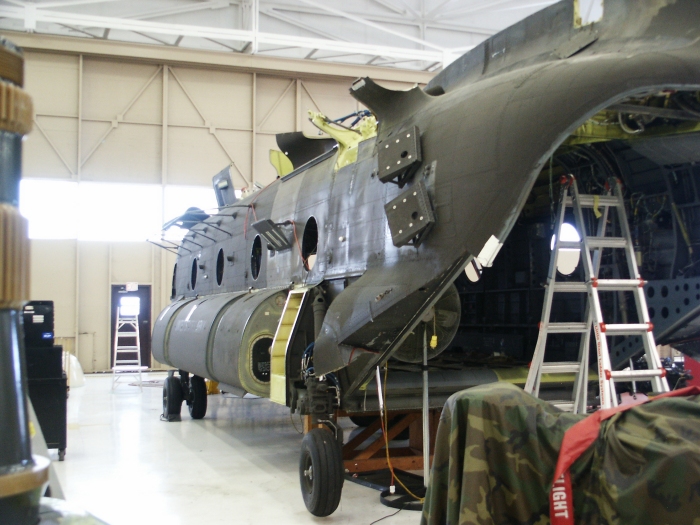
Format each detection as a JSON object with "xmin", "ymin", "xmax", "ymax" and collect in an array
[{"xmin": 151, "ymin": 0, "xmax": 700, "ymax": 516}]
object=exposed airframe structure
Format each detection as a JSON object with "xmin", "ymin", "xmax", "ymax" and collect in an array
[{"xmin": 151, "ymin": 0, "xmax": 700, "ymax": 516}]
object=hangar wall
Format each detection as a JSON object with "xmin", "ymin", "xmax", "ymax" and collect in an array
[{"xmin": 17, "ymin": 39, "xmax": 423, "ymax": 373}]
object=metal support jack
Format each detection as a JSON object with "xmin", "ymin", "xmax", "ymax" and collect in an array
[
  {"xmin": 422, "ymin": 328, "xmax": 430, "ymax": 487},
  {"xmin": 525, "ymin": 176, "xmax": 669, "ymax": 412}
]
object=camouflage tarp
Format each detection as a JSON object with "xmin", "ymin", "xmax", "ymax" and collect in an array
[{"xmin": 421, "ymin": 382, "xmax": 700, "ymax": 525}]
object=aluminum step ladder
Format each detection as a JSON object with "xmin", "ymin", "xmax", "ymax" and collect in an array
[
  {"xmin": 112, "ymin": 306, "xmax": 145, "ymax": 390},
  {"xmin": 525, "ymin": 176, "xmax": 669, "ymax": 413}
]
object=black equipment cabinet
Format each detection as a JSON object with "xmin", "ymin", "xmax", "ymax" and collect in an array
[
  {"xmin": 25, "ymin": 345, "xmax": 63, "ymax": 379},
  {"xmin": 22, "ymin": 301, "xmax": 55, "ymax": 348},
  {"xmin": 23, "ymin": 299, "xmax": 67, "ymax": 461},
  {"xmin": 27, "ymin": 374, "xmax": 67, "ymax": 460}
]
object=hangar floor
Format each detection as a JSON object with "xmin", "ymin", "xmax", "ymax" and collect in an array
[{"xmin": 51, "ymin": 373, "xmax": 421, "ymax": 525}]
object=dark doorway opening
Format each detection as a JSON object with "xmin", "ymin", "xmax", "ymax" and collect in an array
[{"xmin": 110, "ymin": 284, "xmax": 152, "ymax": 368}]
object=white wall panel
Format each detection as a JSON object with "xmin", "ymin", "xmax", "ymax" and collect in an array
[
  {"xmin": 77, "ymin": 242, "xmax": 109, "ymax": 372},
  {"xmin": 168, "ymin": 73, "xmax": 206, "ymax": 128},
  {"xmin": 110, "ymin": 243, "xmax": 153, "ymax": 285},
  {"xmin": 29, "ymin": 240, "xmax": 76, "ymax": 338},
  {"xmin": 167, "ymin": 127, "xmax": 238, "ymax": 186},
  {"xmin": 169, "ymin": 67, "xmax": 252, "ymax": 131},
  {"xmin": 25, "ymin": 116, "xmax": 78, "ymax": 178},
  {"xmin": 256, "ymin": 76, "xmax": 295, "ymax": 134},
  {"xmin": 24, "ymin": 52, "xmax": 79, "ymax": 117},
  {"xmin": 82, "ymin": 59, "xmax": 161, "ymax": 123},
  {"xmin": 81, "ymin": 122, "xmax": 162, "ymax": 183}
]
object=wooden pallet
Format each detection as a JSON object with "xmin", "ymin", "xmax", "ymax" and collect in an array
[{"xmin": 305, "ymin": 410, "xmax": 441, "ymax": 474}]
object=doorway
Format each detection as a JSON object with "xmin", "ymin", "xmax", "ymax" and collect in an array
[{"xmin": 110, "ymin": 284, "xmax": 152, "ymax": 368}]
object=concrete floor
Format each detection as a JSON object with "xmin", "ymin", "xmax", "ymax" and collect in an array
[{"xmin": 50, "ymin": 373, "xmax": 423, "ymax": 525}]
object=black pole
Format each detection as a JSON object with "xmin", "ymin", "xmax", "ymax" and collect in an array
[{"xmin": 0, "ymin": 38, "xmax": 46, "ymax": 525}]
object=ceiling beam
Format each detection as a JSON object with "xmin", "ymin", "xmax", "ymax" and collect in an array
[
  {"xmin": 294, "ymin": 0, "xmax": 446, "ymax": 52},
  {"xmin": 0, "ymin": 4, "xmax": 447, "ymax": 61},
  {"xmin": 369, "ymin": 0, "xmax": 407, "ymax": 17},
  {"xmin": 260, "ymin": 7, "xmax": 349, "ymax": 43},
  {"xmin": 58, "ymin": 23, "xmax": 101, "ymax": 39},
  {"xmin": 436, "ymin": 0, "xmax": 542, "ymax": 19},
  {"xmin": 123, "ymin": 1, "xmax": 233, "ymax": 22},
  {"xmin": 265, "ymin": 4, "xmax": 497, "ymax": 36},
  {"xmin": 426, "ymin": 0, "xmax": 457, "ymax": 19},
  {"xmin": 16, "ymin": 0, "xmax": 118, "ymax": 7}
]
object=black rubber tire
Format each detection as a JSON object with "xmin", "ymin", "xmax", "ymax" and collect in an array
[
  {"xmin": 163, "ymin": 375, "xmax": 183, "ymax": 418},
  {"xmin": 188, "ymin": 375, "xmax": 207, "ymax": 419},
  {"xmin": 299, "ymin": 428, "xmax": 344, "ymax": 517}
]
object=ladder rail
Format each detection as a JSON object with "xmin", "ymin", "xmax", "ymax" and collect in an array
[
  {"xmin": 525, "ymin": 183, "xmax": 570, "ymax": 396},
  {"xmin": 573, "ymin": 194, "xmax": 610, "ymax": 412},
  {"xmin": 571, "ymin": 180, "xmax": 619, "ymax": 408}
]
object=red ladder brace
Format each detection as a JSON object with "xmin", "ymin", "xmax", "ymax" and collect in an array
[{"xmin": 550, "ymin": 386, "xmax": 700, "ymax": 525}]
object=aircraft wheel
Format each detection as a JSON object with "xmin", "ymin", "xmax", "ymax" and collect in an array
[
  {"xmin": 163, "ymin": 374, "xmax": 183, "ymax": 418},
  {"xmin": 188, "ymin": 375, "xmax": 207, "ymax": 419},
  {"xmin": 299, "ymin": 428, "xmax": 344, "ymax": 517}
]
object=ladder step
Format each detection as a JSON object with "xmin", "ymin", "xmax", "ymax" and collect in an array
[
  {"xmin": 540, "ymin": 362, "xmax": 582, "ymax": 374},
  {"xmin": 558, "ymin": 238, "xmax": 628, "ymax": 249},
  {"xmin": 587, "ymin": 237, "xmax": 627, "ymax": 249},
  {"xmin": 553, "ymin": 279, "xmax": 645, "ymax": 293},
  {"xmin": 556, "ymin": 241, "xmax": 582, "ymax": 250},
  {"xmin": 114, "ymin": 360, "xmax": 140, "ymax": 365},
  {"xmin": 594, "ymin": 279, "xmax": 645, "ymax": 290},
  {"xmin": 116, "ymin": 346, "xmax": 140, "ymax": 351},
  {"xmin": 601, "ymin": 323, "xmax": 653, "ymax": 335},
  {"xmin": 552, "ymin": 282, "xmax": 588, "ymax": 293},
  {"xmin": 565, "ymin": 195, "xmax": 620, "ymax": 208},
  {"xmin": 544, "ymin": 322, "xmax": 589, "ymax": 334},
  {"xmin": 608, "ymin": 369, "xmax": 665, "ymax": 382},
  {"xmin": 113, "ymin": 365, "xmax": 146, "ymax": 371}
]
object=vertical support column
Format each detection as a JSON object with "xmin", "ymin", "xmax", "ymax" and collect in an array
[
  {"xmin": 0, "ymin": 38, "xmax": 49, "ymax": 525},
  {"xmin": 296, "ymin": 78, "xmax": 302, "ymax": 132},
  {"xmin": 158, "ymin": 64, "xmax": 170, "ymax": 358},
  {"xmin": 74, "ymin": 54, "xmax": 83, "ymax": 364},
  {"xmin": 422, "ymin": 328, "xmax": 430, "ymax": 486},
  {"xmin": 77, "ymin": 54, "xmax": 83, "ymax": 182},
  {"xmin": 251, "ymin": 72, "xmax": 256, "ymax": 188},
  {"xmin": 251, "ymin": 0, "xmax": 259, "ymax": 55},
  {"xmin": 107, "ymin": 243, "xmax": 112, "ymax": 371}
]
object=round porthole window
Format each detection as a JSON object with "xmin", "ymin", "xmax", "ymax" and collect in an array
[
  {"xmin": 302, "ymin": 217, "xmax": 318, "ymax": 271},
  {"xmin": 550, "ymin": 223, "xmax": 581, "ymax": 276},
  {"xmin": 251, "ymin": 235, "xmax": 262, "ymax": 280},
  {"xmin": 465, "ymin": 259, "xmax": 483, "ymax": 283},
  {"xmin": 171, "ymin": 263, "xmax": 177, "ymax": 298},
  {"xmin": 216, "ymin": 249, "xmax": 224, "ymax": 286},
  {"xmin": 251, "ymin": 336, "xmax": 273, "ymax": 383},
  {"xmin": 190, "ymin": 258, "xmax": 198, "ymax": 289}
]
